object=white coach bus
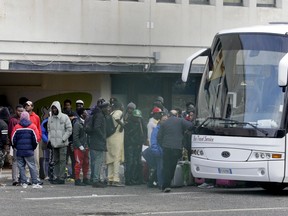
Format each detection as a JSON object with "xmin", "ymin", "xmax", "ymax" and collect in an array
[{"xmin": 182, "ymin": 24, "xmax": 288, "ymax": 191}]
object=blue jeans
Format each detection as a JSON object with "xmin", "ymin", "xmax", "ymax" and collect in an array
[
  {"xmin": 17, "ymin": 155, "xmax": 38, "ymax": 184},
  {"xmin": 142, "ymin": 147, "xmax": 157, "ymax": 169},
  {"xmin": 156, "ymin": 156, "xmax": 163, "ymax": 187},
  {"xmin": 90, "ymin": 150, "xmax": 104, "ymax": 183}
]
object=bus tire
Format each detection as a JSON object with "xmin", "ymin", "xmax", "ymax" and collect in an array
[{"xmin": 259, "ymin": 182, "xmax": 287, "ymax": 193}]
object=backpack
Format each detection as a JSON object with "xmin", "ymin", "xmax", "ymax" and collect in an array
[
  {"xmin": 0, "ymin": 150, "xmax": 6, "ymax": 168},
  {"xmin": 84, "ymin": 115, "xmax": 95, "ymax": 135},
  {"xmin": 106, "ymin": 113, "xmax": 118, "ymax": 138}
]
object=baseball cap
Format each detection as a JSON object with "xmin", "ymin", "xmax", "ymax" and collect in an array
[
  {"xmin": 97, "ymin": 98, "xmax": 109, "ymax": 108},
  {"xmin": 76, "ymin": 100, "xmax": 84, "ymax": 105},
  {"xmin": 152, "ymin": 107, "xmax": 162, "ymax": 113},
  {"xmin": 155, "ymin": 96, "xmax": 164, "ymax": 104},
  {"xmin": 127, "ymin": 102, "xmax": 136, "ymax": 109},
  {"xmin": 24, "ymin": 101, "xmax": 33, "ymax": 107},
  {"xmin": 132, "ymin": 109, "xmax": 142, "ymax": 118},
  {"xmin": 187, "ymin": 104, "xmax": 195, "ymax": 113}
]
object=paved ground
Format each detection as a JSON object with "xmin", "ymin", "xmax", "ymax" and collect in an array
[{"xmin": 2, "ymin": 168, "xmax": 288, "ymax": 216}]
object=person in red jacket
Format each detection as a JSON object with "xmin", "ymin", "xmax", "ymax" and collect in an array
[
  {"xmin": 24, "ymin": 101, "xmax": 41, "ymax": 174},
  {"xmin": 24, "ymin": 101, "xmax": 41, "ymax": 140}
]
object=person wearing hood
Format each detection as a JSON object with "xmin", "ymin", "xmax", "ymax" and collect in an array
[
  {"xmin": 87, "ymin": 98, "xmax": 110, "ymax": 188},
  {"xmin": 123, "ymin": 102, "xmax": 136, "ymax": 124},
  {"xmin": 11, "ymin": 111, "xmax": 42, "ymax": 189},
  {"xmin": 47, "ymin": 101, "xmax": 72, "ymax": 184}
]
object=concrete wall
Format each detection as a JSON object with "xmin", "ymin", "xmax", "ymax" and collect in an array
[
  {"xmin": 0, "ymin": 0, "xmax": 287, "ymax": 64},
  {"xmin": 0, "ymin": 0, "xmax": 287, "ymax": 110}
]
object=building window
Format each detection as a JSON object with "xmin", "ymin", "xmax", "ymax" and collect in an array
[
  {"xmin": 257, "ymin": 0, "xmax": 275, "ymax": 7},
  {"xmin": 189, "ymin": 0, "xmax": 209, "ymax": 4},
  {"xmin": 156, "ymin": 0, "xmax": 176, "ymax": 3},
  {"xmin": 223, "ymin": 0, "xmax": 243, "ymax": 6}
]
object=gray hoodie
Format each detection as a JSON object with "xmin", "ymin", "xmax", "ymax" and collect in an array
[{"xmin": 48, "ymin": 101, "xmax": 72, "ymax": 148}]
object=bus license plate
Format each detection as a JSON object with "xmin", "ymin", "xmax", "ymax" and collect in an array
[{"xmin": 218, "ymin": 168, "xmax": 232, "ymax": 174}]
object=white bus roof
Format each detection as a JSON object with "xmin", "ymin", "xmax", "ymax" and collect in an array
[{"xmin": 218, "ymin": 24, "xmax": 288, "ymax": 36}]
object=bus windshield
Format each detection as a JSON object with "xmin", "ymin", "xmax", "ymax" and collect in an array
[{"xmin": 196, "ymin": 33, "xmax": 288, "ymax": 137}]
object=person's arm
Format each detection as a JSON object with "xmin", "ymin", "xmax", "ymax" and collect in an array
[
  {"xmin": 36, "ymin": 116, "xmax": 42, "ymax": 139},
  {"xmin": 62, "ymin": 115, "xmax": 73, "ymax": 142},
  {"xmin": 8, "ymin": 118, "xmax": 16, "ymax": 140},
  {"xmin": 115, "ymin": 119, "xmax": 125, "ymax": 131},
  {"xmin": 157, "ymin": 124, "xmax": 164, "ymax": 147},
  {"xmin": 72, "ymin": 122, "xmax": 82, "ymax": 149},
  {"xmin": 113, "ymin": 110, "xmax": 125, "ymax": 132},
  {"xmin": 11, "ymin": 126, "xmax": 18, "ymax": 148},
  {"xmin": 41, "ymin": 121, "xmax": 49, "ymax": 144},
  {"xmin": 31, "ymin": 130, "xmax": 38, "ymax": 150},
  {"xmin": 93, "ymin": 113, "xmax": 105, "ymax": 138},
  {"xmin": 0, "ymin": 123, "xmax": 8, "ymax": 148},
  {"xmin": 150, "ymin": 127, "xmax": 158, "ymax": 150},
  {"xmin": 182, "ymin": 118, "xmax": 194, "ymax": 131}
]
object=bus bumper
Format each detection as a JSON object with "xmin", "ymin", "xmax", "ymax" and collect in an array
[{"xmin": 191, "ymin": 157, "xmax": 284, "ymax": 182}]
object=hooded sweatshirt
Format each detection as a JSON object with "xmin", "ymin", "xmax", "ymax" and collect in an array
[
  {"xmin": 47, "ymin": 101, "xmax": 72, "ymax": 148},
  {"xmin": 11, "ymin": 111, "xmax": 39, "ymax": 157}
]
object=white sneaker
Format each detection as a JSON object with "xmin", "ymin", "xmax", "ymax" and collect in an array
[
  {"xmin": 21, "ymin": 183, "xmax": 28, "ymax": 189},
  {"xmin": 198, "ymin": 183, "xmax": 214, "ymax": 189},
  {"xmin": 32, "ymin": 183, "xmax": 43, "ymax": 189}
]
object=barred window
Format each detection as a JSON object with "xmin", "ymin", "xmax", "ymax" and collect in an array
[
  {"xmin": 257, "ymin": 0, "xmax": 275, "ymax": 7},
  {"xmin": 156, "ymin": 0, "xmax": 176, "ymax": 3},
  {"xmin": 223, "ymin": 0, "xmax": 243, "ymax": 6},
  {"xmin": 189, "ymin": 0, "xmax": 209, "ymax": 4}
]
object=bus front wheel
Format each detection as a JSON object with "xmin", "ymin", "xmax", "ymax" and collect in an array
[{"xmin": 259, "ymin": 182, "xmax": 287, "ymax": 193}]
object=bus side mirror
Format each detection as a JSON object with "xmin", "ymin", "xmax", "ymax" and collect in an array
[
  {"xmin": 182, "ymin": 48, "xmax": 210, "ymax": 82},
  {"xmin": 278, "ymin": 53, "xmax": 288, "ymax": 87}
]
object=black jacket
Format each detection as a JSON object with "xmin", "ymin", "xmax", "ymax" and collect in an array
[
  {"xmin": 157, "ymin": 116, "xmax": 193, "ymax": 150},
  {"xmin": 87, "ymin": 107, "xmax": 107, "ymax": 151},
  {"xmin": 0, "ymin": 119, "xmax": 8, "ymax": 150},
  {"xmin": 124, "ymin": 117, "xmax": 147, "ymax": 147}
]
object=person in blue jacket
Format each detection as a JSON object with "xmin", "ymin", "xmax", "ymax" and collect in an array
[
  {"xmin": 143, "ymin": 114, "xmax": 168, "ymax": 189},
  {"xmin": 11, "ymin": 111, "xmax": 42, "ymax": 188},
  {"xmin": 41, "ymin": 117, "xmax": 54, "ymax": 181}
]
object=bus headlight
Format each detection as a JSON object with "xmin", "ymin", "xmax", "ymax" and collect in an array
[{"xmin": 248, "ymin": 151, "xmax": 284, "ymax": 161}]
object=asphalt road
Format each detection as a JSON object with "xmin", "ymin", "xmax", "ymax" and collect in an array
[{"xmin": 2, "ymin": 172, "xmax": 288, "ymax": 216}]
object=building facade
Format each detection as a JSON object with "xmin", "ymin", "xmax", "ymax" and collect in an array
[{"xmin": 0, "ymin": 0, "xmax": 286, "ymax": 120}]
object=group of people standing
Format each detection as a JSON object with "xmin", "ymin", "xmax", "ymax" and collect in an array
[
  {"xmin": 142, "ymin": 100, "xmax": 195, "ymax": 193},
  {"xmin": 0, "ymin": 96, "xmax": 196, "ymax": 192}
]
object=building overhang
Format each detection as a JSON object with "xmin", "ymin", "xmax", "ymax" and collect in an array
[{"xmin": 0, "ymin": 61, "xmax": 204, "ymax": 74}]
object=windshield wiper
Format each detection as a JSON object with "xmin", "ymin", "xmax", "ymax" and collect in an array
[
  {"xmin": 197, "ymin": 117, "xmax": 269, "ymax": 136},
  {"xmin": 227, "ymin": 121, "xmax": 269, "ymax": 136},
  {"xmin": 198, "ymin": 117, "xmax": 238, "ymax": 127}
]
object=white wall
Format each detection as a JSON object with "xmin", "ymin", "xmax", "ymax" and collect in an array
[
  {"xmin": 0, "ymin": 0, "xmax": 287, "ymax": 108},
  {"xmin": 0, "ymin": 0, "xmax": 287, "ymax": 65}
]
